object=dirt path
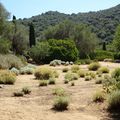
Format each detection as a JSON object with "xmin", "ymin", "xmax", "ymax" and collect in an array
[{"xmin": 0, "ymin": 62, "xmax": 119, "ymax": 120}]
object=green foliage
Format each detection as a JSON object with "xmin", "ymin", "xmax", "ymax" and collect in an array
[
  {"xmin": 62, "ymin": 68, "xmax": 69, "ymax": 73},
  {"xmin": 22, "ymin": 87, "xmax": 31, "ymax": 95},
  {"xmin": 53, "ymin": 96, "xmax": 69, "ymax": 111},
  {"xmin": 85, "ymin": 76, "xmax": 92, "ymax": 81},
  {"xmin": 65, "ymin": 72, "xmax": 78, "ymax": 81},
  {"xmin": 86, "ymin": 72, "xmax": 96, "ymax": 79},
  {"xmin": 88, "ymin": 62, "xmax": 101, "ymax": 71},
  {"xmin": 0, "ymin": 70, "xmax": 16, "ymax": 85},
  {"xmin": 75, "ymin": 59, "xmax": 92, "ymax": 65},
  {"xmin": 48, "ymin": 78, "xmax": 56, "ymax": 85},
  {"xmin": 39, "ymin": 80, "xmax": 48, "ymax": 86},
  {"xmin": 52, "ymin": 88, "xmax": 66, "ymax": 96},
  {"xmin": 112, "ymin": 68, "xmax": 120, "ymax": 78},
  {"xmin": 108, "ymin": 90, "xmax": 120, "ymax": 111},
  {"xmin": 64, "ymin": 79, "xmax": 69, "ymax": 84},
  {"xmin": 93, "ymin": 91, "xmax": 105, "ymax": 102},
  {"xmin": 77, "ymin": 70, "xmax": 86, "ymax": 78},
  {"xmin": 34, "ymin": 67, "xmax": 54, "ymax": 80},
  {"xmin": 29, "ymin": 23, "xmax": 36, "ymax": 47},
  {"xmin": 71, "ymin": 65, "xmax": 80, "ymax": 73},
  {"xmin": 0, "ymin": 38, "xmax": 11, "ymax": 54},
  {"xmin": 13, "ymin": 91, "xmax": 24, "ymax": 97},
  {"xmin": 50, "ymin": 59, "xmax": 61, "ymax": 66},
  {"xmin": 10, "ymin": 67, "xmax": 19, "ymax": 75},
  {"xmin": 95, "ymin": 78, "xmax": 103, "ymax": 84},
  {"xmin": 29, "ymin": 41, "xmax": 50, "ymax": 64},
  {"xmin": 114, "ymin": 52, "xmax": 120, "ymax": 60},
  {"xmin": 98, "ymin": 67, "xmax": 109, "ymax": 74},
  {"xmin": 20, "ymin": 67, "xmax": 34, "ymax": 75},
  {"xmin": 48, "ymin": 39, "xmax": 79, "ymax": 62}
]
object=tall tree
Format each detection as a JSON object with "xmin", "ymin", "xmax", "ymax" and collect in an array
[{"xmin": 29, "ymin": 23, "xmax": 36, "ymax": 48}]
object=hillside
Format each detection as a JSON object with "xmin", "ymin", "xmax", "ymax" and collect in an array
[{"xmin": 19, "ymin": 4, "xmax": 120, "ymax": 42}]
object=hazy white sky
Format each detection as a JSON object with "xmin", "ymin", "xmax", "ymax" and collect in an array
[{"xmin": 1, "ymin": 0, "xmax": 120, "ymax": 19}]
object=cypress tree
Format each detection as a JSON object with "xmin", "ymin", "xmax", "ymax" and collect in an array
[{"xmin": 29, "ymin": 23, "xmax": 36, "ymax": 48}]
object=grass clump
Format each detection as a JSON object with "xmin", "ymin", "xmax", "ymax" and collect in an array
[
  {"xmin": 112, "ymin": 68, "xmax": 120, "ymax": 78},
  {"xmin": 88, "ymin": 62, "xmax": 100, "ymax": 71},
  {"xmin": 85, "ymin": 76, "xmax": 92, "ymax": 81},
  {"xmin": 65, "ymin": 72, "xmax": 78, "ymax": 81},
  {"xmin": 62, "ymin": 68, "xmax": 69, "ymax": 73},
  {"xmin": 39, "ymin": 80, "xmax": 48, "ymax": 86},
  {"xmin": 108, "ymin": 90, "xmax": 120, "ymax": 111},
  {"xmin": 86, "ymin": 72, "xmax": 96, "ymax": 79},
  {"xmin": 64, "ymin": 79, "xmax": 69, "ymax": 84},
  {"xmin": 71, "ymin": 65, "xmax": 79, "ymax": 73},
  {"xmin": 50, "ymin": 60, "xmax": 61, "ymax": 66},
  {"xmin": 35, "ymin": 67, "xmax": 53, "ymax": 80},
  {"xmin": 53, "ymin": 88, "xmax": 66, "ymax": 96},
  {"xmin": 71, "ymin": 82, "xmax": 75, "ymax": 86},
  {"xmin": 22, "ymin": 87, "xmax": 31, "ymax": 95},
  {"xmin": 0, "ymin": 70, "xmax": 16, "ymax": 85},
  {"xmin": 95, "ymin": 78, "xmax": 103, "ymax": 84},
  {"xmin": 53, "ymin": 96, "xmax": 69, "ymax": 111},
  {"xmin": 93, "ymin": 91, "xmax": 105, "ymax": 102},
  {"xmin": 98, "ymin": 67, "xmax": 109, "ymax": 74},
  {"xmin": 48, "ymin": 78, "xmax": 56, "ymax": 85},
  {"xmin": 13, "ymin": 91, "xmax": 24, "ymax": 97},
  {"xmin": 10, "ymin": 67, "xmax": 19, "ymax": 75},
  {"xmin": 77, "ymin": 70, "xmax": 86, "ymax": 78}
]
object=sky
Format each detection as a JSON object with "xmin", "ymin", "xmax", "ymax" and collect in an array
[{"xmin": 0, "ymin": 0, "xmax": 120, "ymax": 19}]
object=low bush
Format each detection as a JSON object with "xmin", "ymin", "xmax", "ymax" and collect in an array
[
  {"xmin": 39, "ymin": 80, "xmax": 48, "ymax": 86},
  {"xmin": 53, "ymin": 96, "xmax": 69, "ymax": 111},
  {"xmin": 86, "ymin": 72, "xmax": 96, "ymax": 79},
  {"xmin": 64, "ymin": 79, "xmax": 69, "ymax": 84},
  {"xmin": 48, "ymin": 78, "xmax": 56, "ymax": 85},
  {"xmin": 95, "ymin": 78, "xmax": 103, "ymax": 84},
  {"xmin": 93, "ymin": 91, "xmax": 105, "ymax": 102},
  {"xmin": 62, "ymin": 68, "xmax": 69, "ymax": 73},
  {"xmin": 98, "ymin": 67, "xmax": 109, "ymax": 74},
  {"xmin": 22, "ymin": 87, "xmax": 31, "ymax": 95},
  {"xmin": 78, "ymin": 70, "xmax": 86, "ymax": 78},
  {"xmin": 13, "ymin": 91, "xmax": 24, "ymax": 97},
  {"xmin": 88, "ymin": 62, "xmax": 100, "ymax": 71},
  {"xmin": 71, "ymin": 82, "xmax": 75, "ymax": 86},
  {"xmin": 35, "ymin": 67, "xmax": 53, "ymax": 80},
  {"xmin": 65, "ymin": 72, "xmax": 78, "ymax": 81},
  {"xmin": 53, "ymin": 70, "xmax": 59, "ymax": 78},
  {"xmin": 108, "ymin": 90, "xmax": 120, "ymax": 111},
  {"xmin": 50, "ymin": 60, "xmax": 61, "ymax": 66},
  {"xmin": 112, "ymin": 68, "xmax": 120, "ymax": 79},
  {"xmin": 85, "ymin": 76, "xmax": 92, "ymax": 81},
  {"xmin": 75, "ymin": 59, "xmax": 92, "ymax": 65},
  {"xmin": 20, "ymin": 67, "xmax": 34, "ymax": 75},
  {"xmin": 0, "ymin": 54, "xmax": 25, "ymax": 69},
  {"xmin": 0, "ymin": 70, "xmax": 16, "ymax": 85},
  {"xmin": 53, "ymin": 88, "xmax": 66, "ymax": 96},
  {"xmin": 71, "ymin": 65, "xmax": 79, "ymax": 73},
  {"xmin": 10, "ymin": 67, "xmax": 19, "ymax": 75}
]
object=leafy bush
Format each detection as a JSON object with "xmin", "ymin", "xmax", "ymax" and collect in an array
[
  {"xmin": 53, "ymin": 70, "xmax": 59, "ymax": 78},
  {"xmin": 71, "ymin": 65, "xmax": 79, "ymax": 73},
  {"xmin": 93, "ymin": 91, "xmax": 105, "ymax": 102},
  {"xmin": 48, "ymin": 78, "xmax": 56, "ymax": 85},
  {"xmin": 62, "ymin": 68, "xmax": 69, "ymax": 73},
  {"xmin": 112, "ymin": 68, "xmax": 120, "ymax": 79},
  {"xmin": 98, "ymin": 67, "xmax": 109, "ymax": 74},
  {"xmin": 22, "ymin": 87, "xmax": 31, "ymax": 95},
  {"xmin": 53, "ymin": 88, "xmax": 66, "ymax": 96},
  {"xmin": 86, "ymin": 72, "xmax": 96, "ymax": 79},
  {"xmin": 0, "ymin": 70, "xmax": 16, "ymax": 85},
  {"xmin": 39, "ymin": 80, "xmax": 48, "ymax": 86},
  {"xmin": 65, "ymin": 72, "xmax": 78, "ymax": 81},
  {"xmin": 95, "ymin": 78, "xmax": 103, "ymax": 84},
  {"xmin": 77, "ymin": 70, "xmax": 86, "ymax": 78},
  {"xmin": 35, "ymin": 67, "xmax": 53, "ymax": 80},
  {"xmin": 53, "ymin": 96, "xmax": 69, "ymax": 111},
  {"xmin": 29, "ymin": 41, "xmax": 50, "ymax": 64},
  {"xmin": 13, "ymin": 91, "xmax": 24, "ymax": 97},
  {"xmin": 20, "ymin": 67, "xmax": 34, "ymax": 75},
  {"xmin": 50, "ymin": 60, "xmax": 61, "ymax": 66},
  {"xmin": 108, "ymin": 90, "xmax": 120, "ymax": 111},
  {"xmin": 88, "ymin": 62, "xmax": 100, "ymax": 71},
  {"xmin": 85, "ymin": 76, "xmax": 91, "ymax": 81},
  {"xmin": 114, "ymin": 52, "xmax": 120, "ymax": 60},
  {"xmin": 10, "ymin": 67, "xmax": 19, "ymax": 75},
  {"xmin": 0, "ymin": 54, "xmax": 24, "ymax": 69}
]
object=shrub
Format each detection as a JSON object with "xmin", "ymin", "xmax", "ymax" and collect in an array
[
  {"xmin": 35, "ymin": 67, "xmax": 53, "ymax": 80},
  {"xmin": 20, "ymin": 67, "xmax": 34, "ymax": 75},
  {"xmin": 88, "ymin": 62, "xmax": 100, "ymax": 71},
  {"xmin": 98, "ymin": 67, "xmax": 109, "ymax": 74},
  {"xmin": 86, "ymin": 72, "xmax": 96, "ymax": 79},
  {"xmin": 53, "ymin": 88, "xmax": 66, "ymax": 96},
  {"xmin": 108, "ymin": 90, "xmax": 120, "ymax": 111},
  {"xmin": 39, "ymin": 80, "xmax": 48, "ymax": 86},
  {"xmin": 13, "ymin": 91, "xmax": 24, "ymax": 97},
  {"xmin": 10, "ymin": 67, "xmax": 19, "ymax": 75},
  {"xmin": 114, "ymin": 52, "xmax": 120, "ymax": 60},
  {"xmin": 78, "ymin": 70, "xmax": 86, "ymax": 78},
  {"xmin": 112, "ymin": 68, "xmax": 120, "ymax": 79},
  {"xmin": 53, "ymin": 70, "xmax": 59, "ymax": 78},
  {"xmin": 65, "ymin": 61, "xmax": 69, "ymax": 66},
  {"xmin": 0, "ymin": 54, "xmax": 24, "ymax": 69},
  {"xmin": 65, "ymin": 72, "xmax": 78, "ymax": 81},
  {"xmin": 22, "ymin": 87, "xmax": 31, "ymax": 95},
  {"xmin": 71, "ymin": 65, "xmax": 79, "ymax": 73},
  {"xmin": 48, "ymin": 78, "xmax": 56, "ymax": 85},
  {"xmin": 64, "ymin": 79, "xmax": 69, "ymax": 84},
  {"xmin": 53, "ymin": 96, "xmax": 69, "ymax": 111},
  {"xmin": 0, "ymin": 70, "xmax": 16, "ymax": 85},
  {"xmin": 75, "ymin": 59, "xmax": 92, "ymax": 65},
  {"xmin": 93, "ymin": 91, "xmax": 105, "ymax": 102},
  {"xmin": 50, "ymin": 60, "xmax": 61, "ymax": 66},
  {"xmin": 70, "ymin": 61, "xmax": 74, "ymax": 65},
  {"xmin": 85, "ymin": 76, "xmax": 91, "ymax": 81},
  {"xmin": 62, "ymin": 68, "xmax": 69, "ymax": 73},
  {"xmin": 95, "ymin": 78, "xmax": 103, "ymax": 84}
]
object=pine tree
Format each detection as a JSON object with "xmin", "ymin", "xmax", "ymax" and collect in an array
[{"xmin": 29, "ymin": 23, "xmax": 36, "ymax": 48}]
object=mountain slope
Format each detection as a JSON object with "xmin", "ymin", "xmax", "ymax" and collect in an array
[{"xmin": 19, "ymin": 4, "xmax": 120, "ymax": 42}]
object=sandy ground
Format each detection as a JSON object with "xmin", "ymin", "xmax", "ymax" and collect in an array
[{"xmin": 0, "ymin": 62, "xmax": 119, "ymax": 120}]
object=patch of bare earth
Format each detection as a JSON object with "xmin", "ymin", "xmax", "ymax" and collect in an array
[{"xmin": 0, "ymin": 62, "xmax": 119, "ymax": 120}]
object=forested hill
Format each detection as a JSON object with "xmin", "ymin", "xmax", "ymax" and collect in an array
[{"xmin": 19, "ymin": 4, "xmax": 120, "ymax": 42}]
